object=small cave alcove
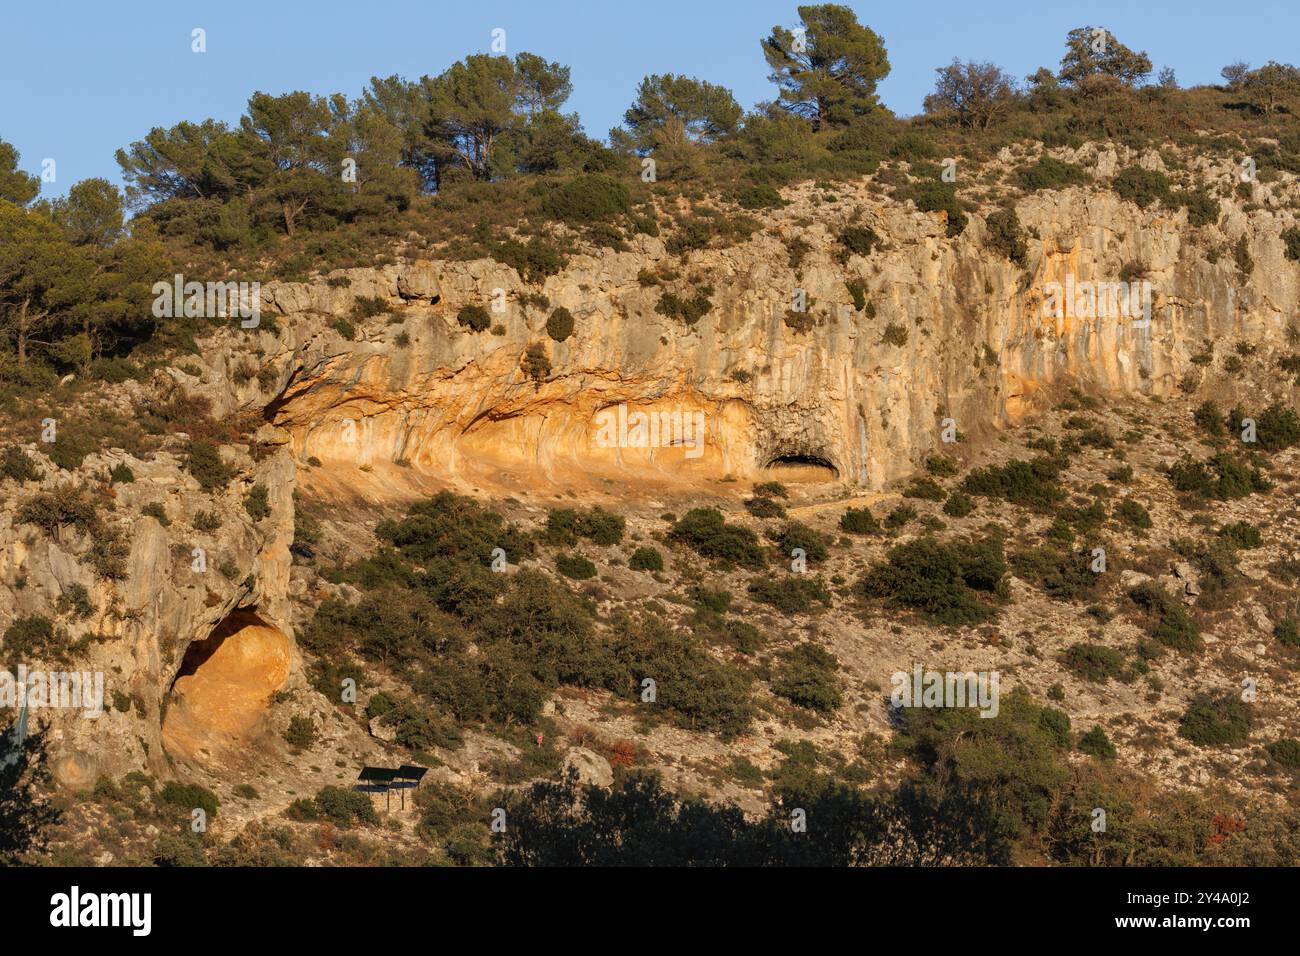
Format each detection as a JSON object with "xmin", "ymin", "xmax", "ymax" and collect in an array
[
  {"xmin": 763, "ymin": 453, "xmax": 840, "ymax": 482},
  {"xmin": 161, "ymin": 609, "xmax": 291, "ymax": 765}
]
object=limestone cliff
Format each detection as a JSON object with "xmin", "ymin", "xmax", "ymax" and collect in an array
[
  {"xmin": 6, "ymin": 143, "xmax": 1299, "ymax": 789},
  {"xmin": 190, "ymin": 156, "xmax": 1299, "ymax": 496}
]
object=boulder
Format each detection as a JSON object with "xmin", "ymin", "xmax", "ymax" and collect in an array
[
  {"xmin": 397, "ymin": 263, "xmax": 440, "ymax": 301},
  {"xmin": 562, "ymin": 747, "xmax": 614, "ymax": 788}
]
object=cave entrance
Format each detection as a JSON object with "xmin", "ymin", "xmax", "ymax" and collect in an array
[
  {"xmin": 161, "ymin": 610, "xmax": 291, "ymax": 765},
  {"xmin": 764, "ymin": 454, "xmax": 840, "ymax": 482}
]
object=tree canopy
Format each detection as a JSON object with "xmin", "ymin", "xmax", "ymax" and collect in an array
[
  {"xmin": 0, "ymin": 138, "xmax": 40, "ymax": 206},
  {"xmin": 1058, "ymin": 26, "xmax": 1153, "ymax": 89},
  {"xmin": 761, "ymin": 4, "xmax": 891, "ymax": 128},
  {"xmin": 611, "ymin": 74, "xmax": 742, "ymax": 155}
]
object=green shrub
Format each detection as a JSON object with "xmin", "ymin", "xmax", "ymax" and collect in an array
[
  {"xmin": 490, "ymin": 236, "xmax": 565, "ymax": 282},
  {"xmin": 16, "ymin": 484, "xmax": 100, "ymax": 537},
  {"xmin": 1038, "ymin": 708, "xmax": 1072, "ymax": 748},
  {"xmin": 1273, "ymin": 618, "xmax": 1299, "ymax": 647},
  {"xmin": 963, "ymin": 458, "xmax": 1064, "ymax": 508},
  {"xmin": 1128, "ymin": 583, "xmax": 1202, "ymax": 651},
  {"xmin": 158, "ymin": 781, "xmax": 220, "ymax": 819},
  {"xmin": 942, "ymin": 492, "xmax": 974, "ymax": 518},
  {"xmin": 669, "ymin": 508, "xmax": 765, "ymax": 569},
  {"xmin": 772, "ymin": 643, "xmax": 842, "ymax": 713},
  {"xmin": 457, "ymin": 304, "xmax": 491, "ymax": 332},
  {"xmin": 665, "ymin": 217, "xmax": 716, "ymax": 255},
  {"xmin": 771, "ymin": 521, "xmax": 830, "ymax": 562},
  {"xmin": 546, "ymin": 307, "xmax": 575, "ymax": 342},
  {"xmin": 1061, "ymin": 643, "xmax": 1126, "ymax": 683},
  {"xmin": 1016, "ymin": 156, "xmax": 1091, "ymax": 191},
  {"xmin": 984, "ymin": 207, "xmax": 1027, "ymax": 264},
  {"xmin": 541, "ymin": 173, "xmax": 630, "ymax": 223},
  {"xmin": 152, "ymin": 830, "xmax": 208, "ymax": 867},
  {"xmin": 545, "ymin": 506, "xmax": 625, "ymax": 546},
  {"xmin": 1115, "ymin": 499, "xmax": 1152, "ymax": 530},
  {"xmin": 364, "ymin": 691, "xmax": 396, "ymax": 720},
  {"xmin": 1078, "ymin": 725, "xmax": 1117, "ymax": 759},
  {"xmin": 1193, "ymin": 400, "xmax": 1224, "ymax": 436},
  {"xmin": 839, "ymin": 225, "xmax": 879, "ymax": 256},
  {"xmin": 2, "ymin": 615, "xmax": 61, "ymax": 661},
  {"xmin": 840, "ymin": 507, "xmax": 880, "ymax": 534},
  {"xmin": 629, "ymin": 547, "xmax": 663, "ymax": 572},
  {"xmin": 109, "ymin": 462, "xmax": 134, "ymax": 484},
  {"xmin": 1111, "ymin": 166, "xmax": 1173, "ymax": 209},
  {"xmin": 690, "ymin": 585, "xmax": 731, "ymax": 614},
  {"xmin": 1011, "ymin": 545, "xmax": 1099, "ymax": 602},
  {"xmin": 522, "ymin": 342, "xmax": 550, "ymax": 382},
  {"xmin": 1168, "ymin": 452, "xmax": 1270, "ymax": 500},
  {"xmin": 1246, "ymin": 402, "xmax": 1300, "ymax": 452},
  {"xmin": 330, "ymin": 317, "xmax": 357, "ymax": 340},
  {"xmin": 860, "ymin": 536, "xmax": 1004, "ymax": 626},
  {"xmin": 1233, "ymin": 237, "xmax": 1254, "ymax": 277},
  {"xmin": 1, "ymin": 446, "xmax": 40, "ymax": 482},
  {"xmin": 845, "ymin": 279, "xmax": 867, "ymax": 311},
  {"xmin": 311, "ymin": 785, "xmax": 379, "ymax": 828},
  {"xmin": 374, "ymin": 491, "xmax": 531, "ymax": 570},
  {"xmin": 285, "ymin": 798, "xmax": 319, "ymax": 822},
  {"xmin": 883, "ymin": 503, "xmax": 916, "ymax": 529},
  {"xmin": 745, "ymin": 496, "xmax": 787, "ymax": 519},
  {"xmin": 747, "ymin": 574, "xmax": 832, "ymax": 614},
  {"xmin": 892, "ymin": 688, "xmax": 1068, "ymax": 843},
  {"xmin": 1178, "ymin": 187, "xmax": 1220, "ymax": 228},
  {"xmin": 186, "ymin": 440, "xmax": 233, "ymax": 492},
  {"xmin": 46, "ymin": 430, "xmax": 96, "ymax": 471},
  {"xmin": 1107, "ymin": 464, "xmax": 1134, "ymax": 484},
  {"xmin": 380, "ymin": 700, "xmax": 462, "ymax": 751},
  {"xmin": 897, "ymin": 180, "xmax": 966, "ymax": 237},
  {"xmin": 1217, "ymin": 520, "xmax": 1262, "ymax": 550},
  {"xmin": 924, "ymin": 454, "xmax": 959, "ymax": 477},
  {"xmin": 1266, "ymin": 738, "xmax": 1300, "ymax": 768},
  {"xmin": 903, "ymin": 477, "xmax": 947, "ymax": 501},
  {"xmin": 608, "ymin": 614, "xmax": 753, "ymax": 739},
  {"xmin": 1178, "ymin": 691, "xmax": 1252, "ymax": 747},
  {"xmin": 881, "ymin": 322, "xmax": 909, "ymax": 347},
  {"xmin": 555, "ymin": 553, "xmax": 597, "ymax": 580},
  {"xmin": 1282, "ymin": 227, "xmax": 1300, "ymax": 262},
  {"xmin": 244, "ymin": 484, "xmax": 271, "ymax": 521},
  {"xmin": 56, "ymin": 583, "xmax": 95, "ymax": 619},
  {"xmin": 284, "ymin": 716, "xmax": 316, "ymax": 749},
  {"xmin": 141, "ymin": 502, "xmax": 171, "ymax": 527},
  {"xmin": 737, "ymin": 183, "xmax": 785, "ymax": 209},
  {"xmin": 753, "ymin": 480, "xmax": 788, "ymax": 498},
  {"xmin": 351, "ymin": 295, "xmax": 387, "ymax": 320},
  {"xmin": 655, "ymin": 288, "xmax": 713, "ymax": 325}
]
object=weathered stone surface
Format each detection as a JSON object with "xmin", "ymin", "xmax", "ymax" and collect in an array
[
  {"xmin": 181, "ymin": 180, "xmax": 1297, "ymax": 497},
  {"xmin": 563, "ymin": 747, "xmax": 614, "ymax": 788},
  {"xmin": 6, "ymin": 168, "xmax": 1298, "ymax": 793},
  {"xmin": 0, "ymin": 439, "xmax": 299, "ymax": 787}
]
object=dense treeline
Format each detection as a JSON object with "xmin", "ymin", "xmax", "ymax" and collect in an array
[{"xmin": 2, "ymin": 5, "xmax": 1298, "ymax": 393}]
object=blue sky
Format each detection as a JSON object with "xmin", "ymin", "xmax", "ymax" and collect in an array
[{"xmin": 2, "ymin": 0, "xmax": 1296, "ymax": 197}]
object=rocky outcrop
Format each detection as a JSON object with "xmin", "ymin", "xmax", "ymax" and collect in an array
[
  {"xmin": 0, "ymin": 438, "xmax": 299, "ymax": 787},
  {"xmin": 8, "ymin": 151, "xmax": 1299, "ymax": 790},
  {"xmin": 185, "ymin": 170, "xmax": 1299, "ymax": 496},
  {"xmin": 562, "ymin": 747, "xmax": 614, "ymax": 788}
]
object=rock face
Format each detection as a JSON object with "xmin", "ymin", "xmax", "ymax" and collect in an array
[
  {"xmin": 160, "ymin": 611, "xmax": 292, "ymax": 769},
  {"xmin": 0, "ymin": 437, "xmax": 299, "ymax": 787},
  {"xmin": 562, "ymin": 747, "xmax": 614, "ymax": 788},
  {"xmin": 5, "ymin": 167, "xmax": 1298, "ymax": 789},
  {"xmin": 188, "ymin": 181, "xmax": 1298, "ymax": 494}
]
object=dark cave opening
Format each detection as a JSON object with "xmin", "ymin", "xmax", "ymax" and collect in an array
[{"xmin": 764, "ymin": 454, "xmax": 840, "ymax": 480}]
